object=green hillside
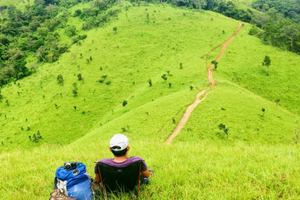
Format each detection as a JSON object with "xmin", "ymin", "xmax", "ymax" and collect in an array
[
  {"xmin": 1, "ymin": 1, "xmax": 300, "ymax": 200},
  {"xmin": 177, "ymin": 82, "xmax": 300, "ymax": 143},
  {"xmin": 216, "ymin": 25, "xmax": 300, "ymax": 115},
  {"xmin": 0, "ymin": 3, "xmax": 238, "ymax": 152}
]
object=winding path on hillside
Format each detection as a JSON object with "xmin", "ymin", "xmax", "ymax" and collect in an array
[{"xmin": 166, "ymin": 23, "xmax": 242, "ymax": 144}]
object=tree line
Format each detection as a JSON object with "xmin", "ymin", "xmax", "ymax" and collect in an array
[
  {"xmin": 250, "ymin": 0, "xmax": 300, "ymax": 53},
  {"xmin": 252, "ymin": 0, "xmax": 300, "ymax": 23},
  {"xmin": 162, "ymin": 0, "xmax": 253, "ymax": 22}
]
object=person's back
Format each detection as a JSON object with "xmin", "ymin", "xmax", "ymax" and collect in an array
[{"xmin": 94, "ymin": 134, "xmax": 151, "ymax": 185}]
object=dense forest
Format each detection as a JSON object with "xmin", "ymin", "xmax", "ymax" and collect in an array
[
  {"xmin": 252, "ymin": 0, "xmax": 300, "ymax": 23},
  {"xmin": 250, "ymin": 0, "xmax": 300, "ymax": 53},
  {"xmin": 170, "ymin": 0, "xmax": 253, "ymax": 23},
  {"xmin": 0, "ymin": 0, "xmax": 119, "ymax": 88}
]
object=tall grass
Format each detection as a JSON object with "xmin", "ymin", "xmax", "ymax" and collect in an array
[{"xmin": 1, "ymin": 140, "xmax": 300, "ymax": 199}]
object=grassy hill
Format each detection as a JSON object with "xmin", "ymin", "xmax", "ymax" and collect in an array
[
  {"xmin": 215, "ymin": 24, "xmax": 300, "ymax": 116},
  {"xmin": 1, "ymin": 2, "xmax": 300, "ymax": 199},
  {"xmin": 0, "ymin": 3, "xmax": 239, "ymax": 152},
  {"xmin": 176, "ymin": 83, "xmax": 300, "ymax": 143}
]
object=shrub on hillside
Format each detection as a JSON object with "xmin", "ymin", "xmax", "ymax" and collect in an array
[
  {"xmin": 57, "ymin": 74, "xmax": 64, "ymax": 85},
  {"xmin": 148, "ymin": 79, "xmax": 152, "ymax": 86},
  {"xmin": 65, "ymin": 25, "xmax": 76, "ymax": 37},
  {"xmin": 261, "ymin": 108, "xmax": 265, "ymax": 117},
  {"xmin": 98, "ymin": 75, "xmax": 107, "ymax": 83},
  {"xmin": 74, "ymin": 9, "xmax": 82, "ymax": 17},
  {"xmin": 72, "ymin": 82, "xmax": 78, "ymax": 97},
  {"xmin": 30, "ymin": 131, "xmax": 42, "ymax": 143},
  {"xmin": 248, "ymin": 26, "xmax": 260, "ymax": 36},
  {"xmin": 218, "ymin": 123, "xmax": 229, "ymax": 139},
  {"xmin": 77, "ymin": 73, "xmax": 83, "ymax": 81},
  {"xmin": 72, "ymin": 34, "xmax": 87, "ymax": 44},
  {"xmin": 211, "ymin": 60, "xmax": 218, "ymax": 70},
  {"xmin": 161, "ymin": 74, "xmax": 167, "ymax": 81}
]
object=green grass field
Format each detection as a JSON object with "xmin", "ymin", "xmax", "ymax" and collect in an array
[{"xmin": 1, "ymin": 2, "xmax": 300, "ymax": 199}]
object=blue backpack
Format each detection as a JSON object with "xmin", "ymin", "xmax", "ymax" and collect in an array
[{"xmin": 54, "ymin": 162, "xmax": 93, "ymax": 200}]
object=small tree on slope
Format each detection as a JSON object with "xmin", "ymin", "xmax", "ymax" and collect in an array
[
  {"xmin": 211, "ymin": 60, "xmax": 218, "ymax": 70},
  {"xmin": 262, "ymin": 55, "xmax": 271, "ymax": 76},
  {"xmin": 261, "ymin": 108, "xmax": 265, "ymax": 117},
  {"xmin": 218, "ymin": 123, "xmax": 229, "ymax": 139},
  {"xmin": 57, "ymin": 74, "xmax": 64, "ymax": 85}
]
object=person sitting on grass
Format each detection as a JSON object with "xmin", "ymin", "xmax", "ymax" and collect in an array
[{"xmin": 94, "ymin": 133, "xmax": 152, "ymax": 186}]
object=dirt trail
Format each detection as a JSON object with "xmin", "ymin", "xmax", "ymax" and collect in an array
[
  {"xmin": 207, "ymin": 23, "xmax": 242, "ymax": 87},
  {"xmin": 166, "ymin": 23, "xmax": 242, "ymax": 144}
]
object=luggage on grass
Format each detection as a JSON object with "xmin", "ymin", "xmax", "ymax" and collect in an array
[{"xmin": 53, "ymin": 162, "xmax": 93, "ymax": 200}]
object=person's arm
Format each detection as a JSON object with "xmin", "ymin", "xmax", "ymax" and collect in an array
[
  {"xmin": 141, "ymin": 170, "xmax": 151, "ymax": 178},
  {"xmin": 140, "ymin": 158, "xmax": 150, "ymax": 178}
]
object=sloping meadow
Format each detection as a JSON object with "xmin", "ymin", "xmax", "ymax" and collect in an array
[
  {"xmin": 214, "ymin": 23, "xmax": 300, "ymax": 116},
  {"xmin": 176, "ymin": 83, "xmax": 300, "ymax": 144},
  {"xmin": 1, "ymin": 70, "xmax": 300, "ymax": 199},
  {"xmin": 0, "ymin": 4, "xmax": 238, "ymax": 152}
]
